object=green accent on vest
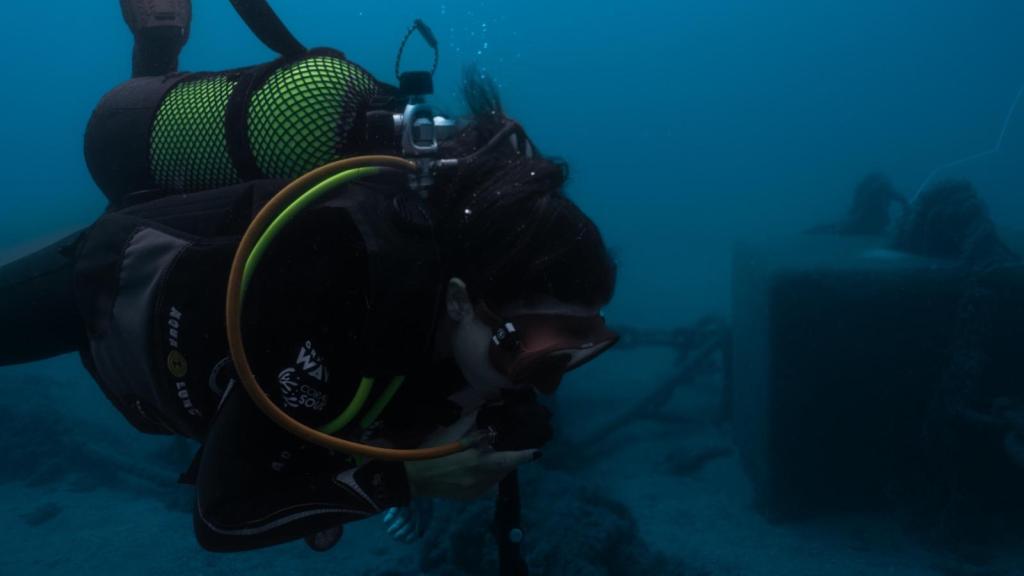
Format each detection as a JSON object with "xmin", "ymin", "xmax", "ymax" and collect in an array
[
  {"xmin": 359, "ymin": 375, "xmax": 406, "ymax": 429},
  {"xmin": 319, "ymin": 376, "xmax": 375, "ymax": 436}
]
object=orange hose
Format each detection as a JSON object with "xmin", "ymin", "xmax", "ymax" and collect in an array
[{"xmin": 226, "ymin": 156, "xmax": 477, "ymax": 461}]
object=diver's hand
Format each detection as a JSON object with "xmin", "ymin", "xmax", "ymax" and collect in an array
[
  {"xmin": 381, "ymin": 499, "xmax": 434, "ymax": 543},
  {"xmin": 477, "ymin": 400, "xmax": 553, "ymax": 451},
  {"xmin": 404, "ymin": 445, "xmax": 541, "ymax": 501},
  {"xmin": 406, "ymin": 409, "xmax": 542, "ymax": 500}
]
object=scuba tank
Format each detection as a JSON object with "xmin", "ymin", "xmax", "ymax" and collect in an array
[
  {"xmin": 85, "ymin": 2, "xmax": 451, "ymax": 203},
  {"xmin": 85, "ymin": 48, "xmax": 382, "ymax": 201}
]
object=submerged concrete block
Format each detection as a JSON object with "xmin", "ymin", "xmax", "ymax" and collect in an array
[{"xmin": 732, "ymin": 234, "xmax": 1024, "ymax": 517}]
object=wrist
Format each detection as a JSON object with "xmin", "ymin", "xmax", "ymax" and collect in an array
[
  {"xmin": 404, "ymin": 463, "xmax": 414, "ymax": 498},
  {"xmin": 352, "ymin": 460, "xmax": 413, "ymax": 508}
]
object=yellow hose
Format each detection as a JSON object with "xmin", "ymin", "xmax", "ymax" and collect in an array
[{"xmin": 225, "ymin": 155, "xmax": 480, "ymax": 461}]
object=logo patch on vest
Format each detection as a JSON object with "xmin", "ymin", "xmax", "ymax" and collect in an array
[
  {"xmin": 296, "ymin": 340, "xmax": 328, "ymax": 382},
  {"xmin": 167, "ymin": 350, "xmax": 189, "ymax": 378},
  {"xmin": 278, "ymin": 341, "xmax": 330, "ymax": 412},
  {"xmin": 165, "ymin": 305, "xmax": 200, "ymax": 418}
]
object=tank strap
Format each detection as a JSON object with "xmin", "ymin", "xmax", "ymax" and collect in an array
[{"xmin": 228, "ymin": 0, "xmax": 307, "ymax": 57}]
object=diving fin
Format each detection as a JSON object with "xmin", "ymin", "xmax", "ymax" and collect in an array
[
  {"xmin": 119, "ymin": 0, "xmax": 192, "ymax": 77},
  {"xmin": 119, "ymin": 0, "xmax": 191, "ymax": 39}
]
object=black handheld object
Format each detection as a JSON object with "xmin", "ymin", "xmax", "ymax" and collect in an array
[{"xmin": 229, "ymin": 0, "xmax": 307, "ymax": 57}]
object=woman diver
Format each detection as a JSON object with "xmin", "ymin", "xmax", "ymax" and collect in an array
[{"xmin": 0, "ymin": 0, "xmax": 619, "ymax": 562}]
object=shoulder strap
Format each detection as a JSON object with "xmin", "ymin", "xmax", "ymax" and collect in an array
[{"xmin": 229, "ymin": 0, "xmax": 307, "ymax": 57}]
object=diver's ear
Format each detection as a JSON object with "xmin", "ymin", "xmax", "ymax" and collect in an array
[{"xmin": 445, "ymin": 277, "xmax": 474, "ymax": 322}]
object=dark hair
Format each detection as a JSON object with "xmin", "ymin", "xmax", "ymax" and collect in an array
[{"xmin": 430, "ymin": 68, "xmax": 617, "ymax": 310}]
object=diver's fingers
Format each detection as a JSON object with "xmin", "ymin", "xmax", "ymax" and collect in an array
[
  {"xmin": 387, "ymin": 520, "xmax": 409, "ymax": 539},
  {"xmin": 384, "ymin": 506, "xmax": 410, "ymax": 527},
  {"xmin": 394, "ymin": 520, "xmax": 417, "ymax": 542},
  {"xmin": 479, "ymin": 449, "xmax": 541, "ymax": 472},
  {"xmin": 386, "ymin": 514, "xmax": 410, "ymax": 537}
]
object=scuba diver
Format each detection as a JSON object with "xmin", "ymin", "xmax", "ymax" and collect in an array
[{"xmin": 0, "ymin": 0, "xmax": 620, "ymax": 567}]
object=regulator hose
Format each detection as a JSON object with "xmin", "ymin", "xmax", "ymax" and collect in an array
[{"xmin": 225, "ymin": 155, "xmax": 484, "ymax": 461}]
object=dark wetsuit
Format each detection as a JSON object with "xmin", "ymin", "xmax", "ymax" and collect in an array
[{"xmin": 0, "ymin": 176, "xmax": 472, "ymax": 551}]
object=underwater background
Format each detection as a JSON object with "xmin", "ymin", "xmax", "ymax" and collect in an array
[{"xmin": 2, "ymin": 1, "xmax": 1024, "ymax": 574}]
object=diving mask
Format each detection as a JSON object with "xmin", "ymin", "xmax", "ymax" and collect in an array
[{"xmin": 477, "ymin": 302, "xmax": 620, "ymax": 394}]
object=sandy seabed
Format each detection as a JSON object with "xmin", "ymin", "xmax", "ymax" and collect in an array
[{"xmin": 1, "ymin": 350, "xmax": 1022, "ymax": 576}]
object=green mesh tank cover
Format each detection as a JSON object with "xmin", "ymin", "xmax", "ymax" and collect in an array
[
  {"xmin": 149, "ymin": 56, "xmax": 377, "ymax": 191},
  {"xmin": 151, "ymin": 76, "xmax": 239, "ymax": 191},
  {"xmin": 248, "ymin": 57, "xmax": 376, "ymax": 179}
]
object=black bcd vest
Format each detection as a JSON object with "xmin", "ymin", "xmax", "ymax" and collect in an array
[{"xmin": 73, "ymin": 172, "xmax": 441, "ymax": 439}]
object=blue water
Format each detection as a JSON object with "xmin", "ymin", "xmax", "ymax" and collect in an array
[{"xmin": 2, "ymin": 2, "xmax": 1024, "ymax": 575}]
